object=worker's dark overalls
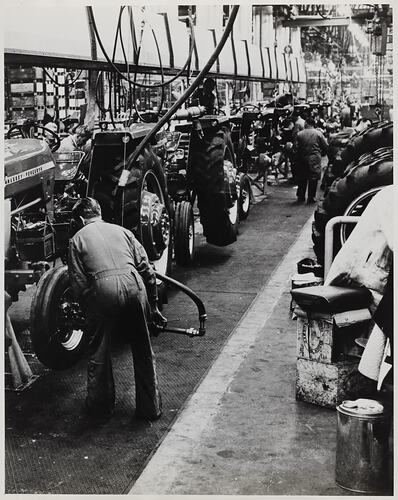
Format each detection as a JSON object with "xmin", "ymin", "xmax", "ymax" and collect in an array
[{"xmin": 68, "ymin": 220, "xmax": 162, "ymax": 419}]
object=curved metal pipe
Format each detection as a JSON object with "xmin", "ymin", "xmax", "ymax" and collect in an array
[
  {"xmin": 324, "ymin": 216, "xmax": 360, "ymax": 279},
  {"xmin": 155, "ymin": 271, "xmax": 207, "ymax": 336}
]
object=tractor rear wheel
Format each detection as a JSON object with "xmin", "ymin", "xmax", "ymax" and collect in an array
[
  {"xmin": 93, "ymin": 146, "xmax": 172, "ymax": 298},
  {"xmin": 30, "ymin": 265, "xmax": 87, "ymax": 370},
  {"xmin": 190, "ymin": 128, "xmax": 239, "ymax": 246},
  {"xmin": 174, "ymin": 200, "xmax": 195, "ymax": 266}
]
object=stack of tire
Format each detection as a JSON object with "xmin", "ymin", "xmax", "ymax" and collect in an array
[
  {"xmin": 189, "ymin": 126, "xmax": 239, "ymax": 246},
  {"xmin": 320, "ymin": 130, "xmax": 354, "ymax": 194},
  {"xmin": 313, "ymin": 122, "xmax": 393, "ymax": 265}
]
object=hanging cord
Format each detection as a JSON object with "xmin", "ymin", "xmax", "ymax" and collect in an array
[
  {"xmin": 118, "ymin": 7, "xmax": 166, "ymax": 121},
  {"xmin": 42, "ymin": 67, "xmax": 83, "ymax": 88},
  {"xmin": 131, "ymin": 9, "xmax": 146, "ymax": 122},
  {"xmin": 116, "ymin": 5, "xmax": 239, "ymax": 189},
  {"xmin": 86, "ymin": 6, "xmax": 195, "ymax": 89}
]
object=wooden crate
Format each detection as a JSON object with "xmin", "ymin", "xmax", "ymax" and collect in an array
[
  {"xmin": 10, "ymin": 109, "xmax": 37, "ymax": 121},
  {"xmin": 10, "ymin": 82, "xmax": 35, "ymax": 94},
  {"xmin": 8, "ymin": 67, "xmax": 36, "ymax": 82},
  {"xmin": 296, "ymin": 307, "xmax": 371, "ymax": 364},
  {"xmin": 296, "ymin": 358, "xmax": 374, "ymax": 409}
]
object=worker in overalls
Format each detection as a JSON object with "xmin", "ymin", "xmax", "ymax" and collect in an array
[
  {"xmin": 68, "ymin": 197, "xmax": 166, "ymax": 421},
  {"xmin": 191, "ymin": 77, "xmax": 217, "ymax": 114}
]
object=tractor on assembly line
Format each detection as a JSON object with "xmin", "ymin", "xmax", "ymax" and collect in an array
[
  {"xmin": 4, "ymin": 6, "xmax": 246, "ymax": 375},
  {"xmin": 4, "ymin": 119, "xmax": 207, "ymax": 373},
  {"xmin": 166, "ymin": 105, "xmax": 242, "ymax": 266}
]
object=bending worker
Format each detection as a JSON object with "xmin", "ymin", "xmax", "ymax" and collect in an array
[{"xmin": 68, "ymin": 197, "xmax": 166, "ymax": 421}]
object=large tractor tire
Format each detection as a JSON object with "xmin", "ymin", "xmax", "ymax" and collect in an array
[
  {"xmin": 30, "ymin": 265, "xmax": 87, "ymax": 370},
  {"xmin": 174, "ymin": 200, "xmax": 195, "ymax": 266},
  {"xmin": 238, "ymin": 173, "xmax": 252, "ymax": 220},
  {"xmin": 320, "ymin": 130, "xmax": 353, "ymax": 194},
  {"xmin": 92, "ymin": 145, "xmax": 172, "ymax": 282},
  {"xmin": 312, "ymin": 148, "xmax": 393, "ymax": 265},
  {"xmin": 189, "ymin": 127, "xmax": 239, "ymax": 246},
  {"xmin": 335, "ymin": 122, "xmax": 392, "ymax": 178}
]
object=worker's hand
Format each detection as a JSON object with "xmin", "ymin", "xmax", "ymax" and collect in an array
[{"xmin": 151, "ymin": 304, "xmax": 167, "ymax": 331}]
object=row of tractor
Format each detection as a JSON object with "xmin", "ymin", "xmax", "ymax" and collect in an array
[
  {"xmin": 4, "ymin": 100, "xmax": 261, "ymax": 372},
  {"xmin": 6, "ymin": 91, "xmax": 392, "ymax": 374}
]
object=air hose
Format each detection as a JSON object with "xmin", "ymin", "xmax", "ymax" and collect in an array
[
  {"xmin": 155, "ymin": 272, "xmax": 206, "ymax": 337},
  {"xmin": 86, "ymin": 6, "xmax": 195, "ymax": 90},
  {"xmin": 116, "ymin": 5, "xmax": 239, "ymax": 191}
]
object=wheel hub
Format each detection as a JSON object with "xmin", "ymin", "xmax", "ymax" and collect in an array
[
  {"xmin": 223, "ymin": 159, "xmax": 238, "ymax": 207},
  {"xmin": 56, "ymin": 296, "xmax": 85, "ymax": 351},
  {"xmin": 141, "ymin": 191, "xmax": 170, "ymax": 261}
]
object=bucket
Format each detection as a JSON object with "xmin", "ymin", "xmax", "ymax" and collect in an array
[{"xmin": 335, "ymin": 398, "xmax": 391, "ymax": 494}]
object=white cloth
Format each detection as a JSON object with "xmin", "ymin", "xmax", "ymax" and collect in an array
[
  {"xmin": 325, "ymin": 185, "xmax": 393, "ymax": 313},
  {"xmin": 358, "ymin": 323, "xmax": 387, "ymax": 381},
  {"xmin": 58, "ymin": 134, "xmax": 78, "ymax": 153},
  {"xmin": 325, "ymin": 186, "xmax": 394, "ymax": 387}
]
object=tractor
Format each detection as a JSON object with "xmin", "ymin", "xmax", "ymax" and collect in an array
[
  {"xmin": 4, "ymin": 119, "xmax": 206, "ymax": 372},
  {"xmin": 164, "ymin": 104, "xmax": 249, "ymax": 266}
]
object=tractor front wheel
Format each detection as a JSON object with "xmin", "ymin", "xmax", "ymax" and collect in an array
[
  {"xmin": 174, "ymin": 200, "xmax": 195, "ymax": 266},
  {"xmin": 30, "ymin": 266, "xmax": 87, "ymax": 370}
]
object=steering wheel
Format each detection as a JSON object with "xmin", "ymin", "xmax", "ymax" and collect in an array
[
  {"xmin": 237, "ymin": 103, "xmax": 260, "ymax": 113},
  {"xmin": 7, "ymin": 123, "xmax": 61, "ymax": 152}
]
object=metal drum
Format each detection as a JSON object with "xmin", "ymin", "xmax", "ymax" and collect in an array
[{"xmin": 335, "ymin": 398, "xmax": 391, "ymax": 494}]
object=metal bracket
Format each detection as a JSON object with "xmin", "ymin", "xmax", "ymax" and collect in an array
[{"xmin": 324, "ymin": 215, "xmax": 360, "ymax": 278}]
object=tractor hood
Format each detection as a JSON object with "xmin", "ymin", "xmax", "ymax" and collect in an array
[{"xmin": 4, "ymin": 138, "xmax": 55, "ymax": 199}]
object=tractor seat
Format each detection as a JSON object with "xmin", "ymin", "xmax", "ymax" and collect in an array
[{"xmin": 291, "ymin": 285, "xmax": 371, "ymax": 314}]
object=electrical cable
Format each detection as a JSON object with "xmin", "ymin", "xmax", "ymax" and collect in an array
[
  {"xmin": 87, "ymin": 6, "xmax": 195, "ymax": 89},
  {"xmin": 42, "ymin": 67, "xmax": 83, "ymax": 88},
  {"xmin": 151, "ymin": 27, "xmax": 166, "ymax": 118},
  {"xmin": 117, "ymin": 5, "xmax": 239, "ymax": 184},
  {"xmin": 118, "ymin": 7, "xmax": 166, "ymax": 121},
  {"xmin": 114, "ymin": 4, "xmax": 239, "ymax": 225}
]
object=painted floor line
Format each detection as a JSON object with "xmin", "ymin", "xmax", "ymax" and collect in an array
[{"xmin": 129, "ymin": 215, "xmax": 314, "ymax": 495}]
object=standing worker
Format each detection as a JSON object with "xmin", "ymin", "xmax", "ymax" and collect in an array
[
  {"xmin": 295, "ymin": 117, "xmax": 328, "ymax": 203},
  {"xmin": 58, "ymin": 124, "xmax": 92, "ymax": 153},
  {"xmin": 68, "ymin": 197, "xmax": 166, "ymax": 421},
  {"xmin": 191, "ymin": 77, "xmax": 217, "ymax": 114}
]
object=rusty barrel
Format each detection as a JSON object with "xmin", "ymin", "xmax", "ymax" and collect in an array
[{"xmin": 335, "ymin": 398, "xmax": 391, "ymax": 494}]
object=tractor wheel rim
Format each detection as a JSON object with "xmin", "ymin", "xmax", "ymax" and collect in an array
[
  {"xmin": 228, "ymin": 200, "xmax": 238, "ymax": 224},
  {"xmin": 241, "ymin": 186, "xmax": 250, "ymax": 213},
  {"xmin": 340, "ymin": 186, "xmax": 383, "ymax": 245},
  {"xmin": 56, "ymin": 290, "xmax": 85, "ymax": 351},
  {"xmin": 61, "ymin": 329, "xmax": 84, "ymax": 351},
  {"xmin": 223, "ymin": 155, "xmax": 238, "ymax": 225},
  {"xmin": 141, "ymin": 170, "xmax": 170, "ymax": 275},
  {"xmin": 188, "ymin": 218, "xmax": 194, "ymax": 255}
]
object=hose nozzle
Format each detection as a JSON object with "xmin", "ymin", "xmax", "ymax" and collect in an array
[{"xmin": 171, "ymin": 106, "xmax": 206, "ymax": 121}]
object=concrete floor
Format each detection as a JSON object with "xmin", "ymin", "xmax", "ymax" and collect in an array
[
  {"xmin": 129, "ymin": 217, "xmax": 353, "ymax": 495},
  {"xmin": 6, "ymin": 179, "xmax": 390, "ymax": 495}
]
